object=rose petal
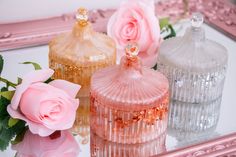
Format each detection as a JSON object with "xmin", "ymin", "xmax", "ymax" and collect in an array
[
  {"xmin": 137, "ymin": 20, "xmax": 150, "ymax": 51},
  {"xmin": 13, "ymin": 82, "xmax": 79, "ymax": 136},
  {"xmin": 28, "ymin": 123, "xmax": 55, "ymax": 137},
  {"xmin": 22, "ymin": 69, "xmax": 54, "ymax": 84},
  {"xmin": 9, "ymin": 69, "xmax": 54, "ymax": 110},
  {"xmin": 49, "ymin": 80, "xmax": 81, "ymax": 98},
  {"xmin": 10, "ymin": 82, "xmax": 30, "ymax": 110},
  {"xmin": 43, "ymin": 99, "xmax": 79, "ymax": 130},
  {"xmin": 7, "ymin": 105, "xmax": 55, "ymax": 136},
  {"xmin": 19, "ymin": 83, "xmax": 70, "ymax": 124},
  {"xmin": 13, "ymin": 130, "xmax": 80, "ymax": 157},
  {"xmin": 107, "ymin": 0, "xmax": 160, "ymax": 67},
  {"xmin": 7, "ymin": 105, "xmax": 29, "ymax": 122},
  {"xmin": 138, "ymin": 51, "xmax": 158, "ymax": 67},
  {"xmin": 39, "ymin": 100, "xmax": 64, "ymax": 121},
  {"xmin": 19, "ymin": 86, "xmax": 44, "ymax": 122},
  {"xmin": 140, "ymin": 1, "xmax": 160, "ymax": 42},
  {"xmin": 21, "ymin": 83, "xmax": 79, "ymax": 130}
]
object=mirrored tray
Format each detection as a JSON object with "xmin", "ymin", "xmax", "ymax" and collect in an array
[
  {"xmin": 0, "ymin": 18, "xmax": 236, "ymax": 156},
  {"xmin": 1, "ymin": 0, "xmax": 236, "ymax": 155}
]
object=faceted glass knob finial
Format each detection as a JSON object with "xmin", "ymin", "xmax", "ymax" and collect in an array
[
  {"xmin": 76, "ymin": 8, "xmax": 89, "ymax": 26},
  {"xmin": 191, "ymin": 12, "xmax": 204, "ymax": 28},
  {"xmin": 125, "ymin": 43, "xmax": 139, "ymax": 60}
]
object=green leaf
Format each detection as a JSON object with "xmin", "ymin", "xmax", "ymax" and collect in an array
[
  {"xmin": 11, "ymin": 127, "xmax": 27, "ymax": 145},
  {"xmin": 0, "ymin": 91, "xmax": 15, "ymax": 100},
  {"xmin": 159, "ymin": 17, "xmax": 169, "ymax": 30},
  {"xmin": 0, "ymin": 117, "xmax": 13, "ymax": 150},
  {"xmin": 21, "ymin": 62, "xmax": 42, "ymax": 70},
  {"xmin": 0, "ymin": 119, "xmax": 26, "ymax": 151},
  {"xmin": 0, "ymin": 77, "xmax": 17, "ymax": 88},
  {"xmin": 0, "ymin": 97, "xmax": 8, "ymax": 118},
  {"xmin": 164, "ymin": 24, "xmax": 176, "ymax": 40},
  {"xmin": 0, "ymin": 55, "xmax": 3, "ymax": 75},
  {"xmin": 0, "ymin": 139, "xmax": 9, "ymax": 151},
  {"xmin": 17, "ymin": 77, "xmax": 22, "ymax": 84},
  {"xmin": 8, "ymin": 118, "xmax": 19, "ymax": 128},
  {"xmin": 152, "ymin": 64, "xmax": 158, "ymax": 70},
  {"xmin": 45, "ymin": 78, "xmax": 54, "ymax": 84},
  {"xmin": 1, "ymin": 87, "xmax": 8, "ymax": 92},
  {"xmin": 0, "ymin": 88, "xmax": 10, "ymax": 121}
]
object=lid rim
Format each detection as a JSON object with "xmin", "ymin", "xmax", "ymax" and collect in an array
[
  {"xmin": 90, "ymin": 65, "xmax": 169, "ymax": 111},
  {"xmin": 91, "ymin": 90, "xmax": 169, "ymax": 111}
]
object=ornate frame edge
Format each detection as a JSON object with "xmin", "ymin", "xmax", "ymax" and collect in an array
[
  {"xmin": 1, "ymin": 0, "xmax": 235, "ymax": 52},
  {"xmin": 158, "ymin": 132, "xmax": 236, "ymax": 156}
]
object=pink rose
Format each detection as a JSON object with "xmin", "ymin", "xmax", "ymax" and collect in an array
[
  {"xmin": 7, "ymin": 69, "xmax": 81, "ymax": 136},
  {"xmin": 13, "ymin": 130, "xmax": 80, "ymax": 157},
  {"xmin": 107, "ymin": 0, "xmax": 161, "ymax": 67}
]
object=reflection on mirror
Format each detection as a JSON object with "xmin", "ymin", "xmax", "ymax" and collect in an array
[
  {"xmin": 90, "ymin": 131, "xmax": 166, "ymax": 157},
  {"xmin": 14, "ymin": 130, "xmax": 80, "ymax": 157},
  {"xmin": 72, "ymin": 97, "xmax": 90, "ymax": 145},
  {"xmin": 0, "ymin": 0, "xmax": 236, "ymax": 157}
]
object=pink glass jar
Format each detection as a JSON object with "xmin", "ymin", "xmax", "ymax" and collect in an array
[{"xmin": 90, "ymin": 44, "xmax": 169, "ymax": 144}]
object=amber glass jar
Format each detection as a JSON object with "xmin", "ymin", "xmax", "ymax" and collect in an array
[{"xmin": 49, "ymin": 8, "xmax": 116, "ymax": 136}]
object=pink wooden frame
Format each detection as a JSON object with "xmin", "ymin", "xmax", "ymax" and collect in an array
[
  {"xmin": 158, "ymin": 132, "xmax": 236, "ymax": 156},
  {"xmin": 0, "ymin": 0, "xmax": 235, "ymax": 155},
  {"xmin": 0, "ymin": 9, "xmax": 114, "ymax": 51},
  {"xmin": 0, "ymin": 0, "xmax": 235, "ymax": 51}
]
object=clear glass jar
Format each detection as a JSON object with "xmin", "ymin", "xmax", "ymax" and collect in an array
[
  {"xmin": 90, "ymin": 43, "xmax": 169, "ymax": 144},
  {"xmin": 157, "ymin": 13, "xmax": 228, "ymax": 134},
  {"xmin": 48, "ymin": 8, "xmax": 116, "ymax": 135}
]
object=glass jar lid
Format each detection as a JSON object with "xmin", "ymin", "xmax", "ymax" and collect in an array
[
  {"xmin": 49, "ymin": 8, "xmax": 116, "ymax": 67},
  {"xmin": 159, "ymin": 13, "xmax": 228, "ymax": 72},
  {"xmin": 91, "ymin": 43, "xmax": 169, "ymax": 111}
]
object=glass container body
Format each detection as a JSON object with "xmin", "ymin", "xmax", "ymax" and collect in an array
[
  {"xmin": 157, "ymin": 17, "xmax": 228, "ymax": 134},
  {"xmin": 49, "ymin": 16, "xmax": 116, "ymax": 135},
  {"xmin": 90, "ymin": 54, "xmax": 169, "ymax": 144},
  {"xmin": 90, "ymin": 93, "xmax": 169, "ymax": 144},
  {"xmin": 49, "ymin": 54, "xmax": 115, "ymax": 136},
  {"xmin": 158, "ymin": 62, "xmax": 226, "ymax": 133},
  {"xmin": 49, "ymin": 57, "xmax": 115, "ymax": 97}
]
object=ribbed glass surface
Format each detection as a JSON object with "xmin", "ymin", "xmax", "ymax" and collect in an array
[
  {"xmin": 90, "ymin": 93, "xmax": 169, "ymax": 144},
  {"xmin": 168, "ymin": 119, "xmax": 217, "ymax": 143},
  {"xmin": 168, "ymin": 98, "xmax": 221, "ymax": 132},
  {"xmin": 90, "ymin": 131, "xmax": 166, "ymax": 157},
  {"xmin": 158, "ymin": 63, "xmax": 227, "ymax": 103},
  {"xmin": 157, "ymin": 58, "xmax": 227, "ymax": 133},
  {"xmin": 72, "ymin": 97, "xmax": 90, "ymax": 144},
  {"xmin": 49, "ymin": 60, "xmax": 115, "ymax": 97},
  {"xmin": 48, "ymin": 12, "xmax": 116, "ymax": 98}
]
